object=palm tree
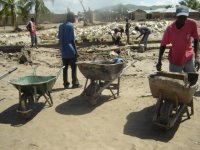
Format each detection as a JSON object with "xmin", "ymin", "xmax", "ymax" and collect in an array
[
  {"xmin": 0, "ymin": 0, "xmax": 54, "ymax": 27},
  {"xmin": 33, "ymin": 0, "xmax": 54, "ymax": 24},
  {"xmin": 0, "ymin": 0, "xmax": 17, "ymax": 27},
  {"xmin": 18, "ymin": 0, "xmax": 33, "ymax": 23},
  {"xmin": 0, "ymin": 0, "xmax": 33, "ymax": 28},
  {"xmin": 179, "ymin": 0, "xmax": 200, "ymax": 11}
]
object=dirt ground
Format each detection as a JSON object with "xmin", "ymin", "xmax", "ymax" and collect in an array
[{"xmin": 0, "ymin": 21, "xmax": 200, "ymax": 150}]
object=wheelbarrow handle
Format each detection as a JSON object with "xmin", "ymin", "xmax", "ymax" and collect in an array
[
  {"xmin": 0, "ymin": 67, "xmax": 18, "ymax": 80},
  {"xmin": 56, "ymin": 66, "xmax": 65, "ymax": 79},
  {"xmin": 120, "ymin": 61, "xmax": 136, "ymax": 77}
]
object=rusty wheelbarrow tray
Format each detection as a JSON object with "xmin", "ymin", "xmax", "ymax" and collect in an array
[
  {"xmin": 148, "ymin": 71, "xmax": 198, "ymax": 129},
  {"xmin": 76, "ymin": 60, "xmax": 128, "ymax": 105}
]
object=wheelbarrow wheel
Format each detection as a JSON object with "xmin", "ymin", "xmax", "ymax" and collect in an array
[
  {"xmin": 159, "ymin": 100, "xmax": 174, "ymax": 125},
  {"xmin": 81, "ymin": 82, "xmax": 101, "ymax": 106},
  {"xmin": 17, "ymin": 93, "xmax": 34, "ymax": 118}
]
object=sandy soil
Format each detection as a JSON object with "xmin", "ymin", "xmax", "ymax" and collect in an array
[{"xmin": 0, "ymin": 22, "xmax": 200, "ymax": 150}]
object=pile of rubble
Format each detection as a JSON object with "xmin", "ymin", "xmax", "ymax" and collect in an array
[
  {"xmin": 75, "ymin": 20, "xmax": 169, "ymax": 42},
  {"xmin": 0, "ymin": 20, "xmax": 169, "ymax": 47}
]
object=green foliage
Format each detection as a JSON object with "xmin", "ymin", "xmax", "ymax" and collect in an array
[
  {"xmin": 0, "ymin": 0, "xmax": 54, "ymax": 26},
  {"xmin": 18, "ymin": 1, "xmax": 33, "ymax": 22},
  {"xmin": 113, "ymin": 4, "xmax": 128, "ymax": 16},
  {"xmin": 179, "ymin": 0, "xmax": 200, "ymax": 11},
  {"xmin": 0, "ymin": 0, "xmax": 33, "ymax": 27},
  {"xmin": 34, "ymin": 0, "xmax": 54, "ymax": 24},
  {"xmin": 165, "ymin": 5, "xmax": 173, "ymax": 9}
]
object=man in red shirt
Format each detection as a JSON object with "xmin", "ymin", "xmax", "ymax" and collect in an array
[{"xmin": 156, "ymin": 6, "xmax": 199, "ymax": 72}]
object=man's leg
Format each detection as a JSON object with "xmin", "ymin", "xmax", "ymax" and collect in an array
[
  {"xmin": 143, "ymin": 34, "xmax": 149, "ymax": 50},
  {"xmin": 183, "ymin": 58, "xmax": 196, "ymax": 72},
  {"xmin": 112, "ymin": 37, "xmax": 117, "ymax": 45},
  {"xmin": 35, "ymin": 34, "xmax": 38, "ymax": 48},
  {"xmin": 126, "ymin": 32, "xmax": 129, "ymax": 44},
  {"xmin": 116, "ymin": 37, "xmax": 121, "ymax": 45},
  {"xmin": 62, "ymin": 59, "xmax": 70, "ymax": 88},
  {"xmin": 70, "ymin": 58, "xmax": 79, "ymax": 87},
  {"xmin": 31, "ymin": 35, "xmax": 34, "ymax": 47}
]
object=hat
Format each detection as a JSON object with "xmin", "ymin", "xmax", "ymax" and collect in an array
[{"xmin": 176, "ymin": 6, "xmax": 189, "ymax": 17}]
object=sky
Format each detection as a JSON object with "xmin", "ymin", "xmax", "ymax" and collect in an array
[{"xmin": 44, "ymin": 0, "xmax": 181, "ymax": 14}]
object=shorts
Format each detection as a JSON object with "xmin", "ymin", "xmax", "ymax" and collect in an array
[{"xmin": 169, "ymin": 58, "xmax": 195, "ymax": 73}]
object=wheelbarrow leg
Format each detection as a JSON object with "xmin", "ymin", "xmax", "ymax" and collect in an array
[
  {"xmin": 33, "ymin": 86, "xmax": 37, "ymax": 103},
  {"xmin": 117, "ymin": 77, "xmax": 120, "ymax": 97},
  {"xmin": 184, "ymin": 99, "xmax": 194, "ymax": 119},
  {"xmin": 18, "ymin": 86, "xmax": 22, "ymax": 104},
  {"xmin": 169, "ymin": 104, "xmax": 187, "ymax": 128},
  {"xmin": 108, "ymin": 77, "xmax": 120, "ymax": 99},
  {"xmin": 185, "ymin": 106, "xmax": 190, "ymax": 119},
  {"xmin": 191, "ymin": 99, "xmax": 194, "ymax": 115},
  {"xmin": 43, "ymin": 93, "xmax": 52, "ymax": 107},
  {"xmin": 109, "ymin": 88, "xmax": 116, "ymax": 99},
  {"xmin": 153, "ymin": 92, "xmax": 162, "ymax": 123},
  {"xmin": 84, "ymin": 78, "xmax": 89, "ymax": 91},
  {"xmin": 47, "ymin": 91, "xmax": 53, "ymax": 105},
  {"xmin": 187, "ymin": 99, "xmax": 194, "ymax": 116}
]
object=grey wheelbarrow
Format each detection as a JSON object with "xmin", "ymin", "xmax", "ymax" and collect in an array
[
  {"xmin": 76, "ymin": 59, "xmax": 130, "ymax": 105},
  {"xmin": 148, "ymin": 71, "xmax": 198, "ymax": 129}
]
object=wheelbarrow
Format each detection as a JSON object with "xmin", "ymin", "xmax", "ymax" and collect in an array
[
  {"xmin": 76, "ymin": 59, "xmax": 130, "ymax": 105},
  {"xmin": 148, "ymin": 71, "xmax": 199, "ymax": 129},
  {"xmin": 9, "ymin": 66, "xmax": 64, "ymax": 118}
]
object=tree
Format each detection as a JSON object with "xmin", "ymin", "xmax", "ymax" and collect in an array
[
  {"xmin": 165, "ymin": 5, "xmax": 173, "ymax": 9},
  {"xmin": 179, "ymin": 0, "xmax": 200, "ymax": 11},
  {"xmin": 18, "ymin": 0, "xmax": 33, "ymax": 23},
  {"xmin": 33, "ymin": 0, "xmax": 54, "ymax": 24},
  {"xmin": 0, "ymin": 0, "xmax": 54, "ymax": 28},
  {"xmin": 0, "ymin": 0, "xmax": 17, "ymax": 27},
  {"xmin": 0, "ymin": 0, "xmax": 33, "ymax": 28},
  {"xmin": 113, "ymin": 4, "xmax": 128, "ymax": 20}
]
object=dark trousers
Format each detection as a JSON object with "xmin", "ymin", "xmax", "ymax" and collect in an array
[
  {"xmin": 62, "ymin": 58, "xmax": 79, "ymax": 87},
  {"xmin": 126, "ymin": 31, "xmax": 130, "ymax": 44},
  {"xmin": 112, "ymin": 37, "xmax": 120, "ymax": 45},
  {"xmin": 141, "ymin": 33, "xmax": 150, "ymax": 48}
]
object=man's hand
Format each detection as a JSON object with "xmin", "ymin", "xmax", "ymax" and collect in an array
[{"xmin": 156, "ymin": 61, "xmax": 162, "ymax": 71}]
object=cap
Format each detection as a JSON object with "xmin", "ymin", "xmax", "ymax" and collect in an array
[{"xmin": 176, "ymin": 6, "xmax": 189, "ymax": 17}]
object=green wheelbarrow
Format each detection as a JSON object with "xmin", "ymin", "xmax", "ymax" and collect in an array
[{"xmin": 9, "ymin": 66, "xmax": 64, "ymax": 118}]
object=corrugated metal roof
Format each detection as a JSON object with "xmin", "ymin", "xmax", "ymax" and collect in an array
[{"xmin": 143, "ymin": 7, "xmax": 198, "ymax": 14}]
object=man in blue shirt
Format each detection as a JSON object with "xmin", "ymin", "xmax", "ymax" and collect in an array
[
  {"xmin": 58, "ymin": 12, "xmax": 80, "ymax": 89},
  {"xmin": 135, "ymin": 26, "xmax": 151, "ymax": 51}
]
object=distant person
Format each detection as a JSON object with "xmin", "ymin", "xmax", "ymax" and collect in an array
[
  {"xmin": 118, "ymin": 26, "xmax": 124, "ymax": 37},
  {"xmin": 109, "ymin": 28, "xmax": 121, "ymax": 45},
  {"xmin": 125, "ymin": 18, "xmax": 131, "ymax": 44},
  {"xmin": 135, "ymin": 26, "xmax": 151, "ymax": 50},
  {"xmin": 26, "ymin": 18, "xmax": 38, "ymax": 48},
  {"xmin": 58, "ymin": 12, "xmax": 80, "ymax": 89},
  {"xmin": 156, "ymin": 6, "xmax": 200, "ymax": 73}
]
